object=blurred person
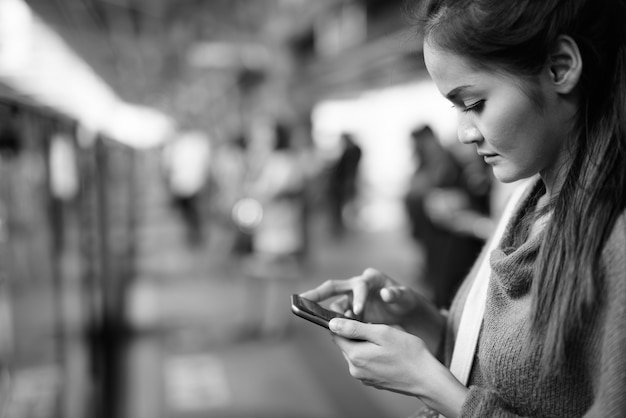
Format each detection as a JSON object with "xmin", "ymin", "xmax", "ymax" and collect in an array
[
  {"xmin": 215, "ymin": 133, "xmax": 256, "ymax": 258},
  {"xmin": 0, "ymin": 104, "xmax": 21, "ymax": 158},
  {"xmin": 242, "ymin": 121, "xmax": 309, "ymax": 337},
  {"xmin": 327, "ymin": 132, "xmax": 362, "ymax": 237},
  {"xmin": 300, "ymin": 0, "xmax": 626, "ymax": 416},
  {"xmin": 403, "ymin": 126, "xmax": 461, "ymax": 286},
  {"xmin": 213, "ymin": 133, "xmax": 249, "ymax": 218},
  {"xmin": 49, "ymin": 131, "xmax": 79, "ymax": 202},
  {"xmin": 248, "ymin": 122, "xmax": 307, "ymax": 265},
  {"xmin": 161, "ymin": 130, "xmax": 212, "ymax": 247},
  {"xmin": 403, "ymin": 125, "xmax": 490, "ymax": 308}
]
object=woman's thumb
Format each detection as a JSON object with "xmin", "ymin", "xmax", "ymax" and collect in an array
[{"xmin": 329, "ymin": 318, "xmax": 368, "ymax": 341}]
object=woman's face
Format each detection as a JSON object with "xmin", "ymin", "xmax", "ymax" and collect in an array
[{"xmin": 423, "ymin": 40, "xmax": 574, "ymax": 185}]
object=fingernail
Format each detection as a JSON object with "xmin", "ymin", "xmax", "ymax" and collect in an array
[{"xmin": 329, "ymin": 319, "xmax": 340, "ymax": 332}]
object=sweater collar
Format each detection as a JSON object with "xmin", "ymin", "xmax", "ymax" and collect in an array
[{"xmin": 490, "ymin": 179, "xmax": 544, "ymax": 298}]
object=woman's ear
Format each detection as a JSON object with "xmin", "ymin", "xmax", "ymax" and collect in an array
[{"xmin": 547, "ymin": 35, "xmax": 582, "ymax": 94}]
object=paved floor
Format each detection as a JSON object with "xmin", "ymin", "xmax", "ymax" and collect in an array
[{"xmin": 124, "ymin": 220, "xmax": 428, "ymax": 418}]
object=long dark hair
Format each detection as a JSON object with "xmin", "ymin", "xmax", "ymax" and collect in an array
[{"xmin": 417, "ymin": 0, "xmax": 626, "ymax": 374}]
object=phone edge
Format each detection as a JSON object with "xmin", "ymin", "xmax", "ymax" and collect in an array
[{"xmin": 290, "ymin": 296, "xmax": 330, "ymax": 329}]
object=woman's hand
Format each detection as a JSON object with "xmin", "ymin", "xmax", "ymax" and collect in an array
[
  {"xmin": 329, "ymin": 319, "xmax": 468, "ymax": 418},
  {"xmin": 300, "ymin": 268, "xmax": 446, "ymax": 347},
  {"xmin": 300, "ymin": 268, "xmax": 422, "ymax": 326}
]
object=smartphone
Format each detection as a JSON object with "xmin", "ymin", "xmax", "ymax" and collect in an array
[{"xmin": 291, "ymin": 294, "xmax": 356, "ymax": 329}]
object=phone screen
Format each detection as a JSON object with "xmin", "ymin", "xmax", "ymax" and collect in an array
[
  {"xmin": 295, "ymin": 295, "xmax": 346, "ymax": 320},
  {"xmin": 291, "ymin": 294, "xmax": 350, "ymax": 328}
]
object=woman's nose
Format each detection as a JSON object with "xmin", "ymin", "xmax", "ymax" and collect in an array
[{"xmin": 457, "ymin": 123, "xmax": 482, "ymax": 145}]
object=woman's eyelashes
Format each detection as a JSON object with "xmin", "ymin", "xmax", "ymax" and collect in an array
[
  {"xmin": 461, "ymin": 100, "xmax": 485, "ymax": 113},
  {"xmin": 450, "ymin": 99, "xmax": 485, "ymax": 113}
]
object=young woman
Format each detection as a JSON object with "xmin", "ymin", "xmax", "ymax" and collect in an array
[{"xmin": 300, "ymin": 0, "xmax": 626, "ymax": 416}]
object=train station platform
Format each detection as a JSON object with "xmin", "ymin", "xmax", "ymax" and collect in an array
[
  {"xmin": 120, "ymin": 153, "xmax": 430, "ymax": 418},
  {"xmin": 6, "ymin": 151, "xmax": 431, "ymax": 418}
]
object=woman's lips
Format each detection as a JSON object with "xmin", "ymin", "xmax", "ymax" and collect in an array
[{"xmin": 479, "ymin": 153, "xmax": 499, "ymax": 163}]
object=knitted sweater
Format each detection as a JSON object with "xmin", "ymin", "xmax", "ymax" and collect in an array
[{"xmin": 444, "ymin": 179, "xmax": 626, "ymax": 417}]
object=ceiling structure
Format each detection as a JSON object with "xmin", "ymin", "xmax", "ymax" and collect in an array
[
  {"xmin": 4, "ymin": 0, "xmax": 426, "ymax": 142},
  {"xmin": 19, "ymin": 0, "xmax": 340, "ymax": 135}
]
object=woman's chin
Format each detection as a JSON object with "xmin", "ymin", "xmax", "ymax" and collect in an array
[{"xmin": 491, "ymin": 167, "xmax": 528, "ymax": 184}]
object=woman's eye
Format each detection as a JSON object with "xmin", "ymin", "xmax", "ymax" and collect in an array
[{"xmin": 461, "ymin": 100, "xmax": 484, "ymax": 113}]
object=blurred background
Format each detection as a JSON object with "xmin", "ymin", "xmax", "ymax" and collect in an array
[{"xmin": 0, "ymin": 0, "xmax": 514, "ymax": 417}]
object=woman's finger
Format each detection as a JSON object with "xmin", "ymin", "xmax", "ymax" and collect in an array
[
  {"xmin": 300, "ymin": 279, "xmax": 352, "ymax": 302},
  {"xmin": 329, "ymin": 295, "xmax": 351, "ymax": 313},
  {"xmin": 352, "ymin": 268, "xmax": 386, "ymax": 315},
  {"xmin": 380, "ymin": 286, "xmax": 414, "ymax": 305},
  {"xmin": 351, "ymin": 280, "xmax": 369, "ymax": 316},
  {"xmin": 351, "ymin": 268, "xmax": 378, "ymax": 314}
]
